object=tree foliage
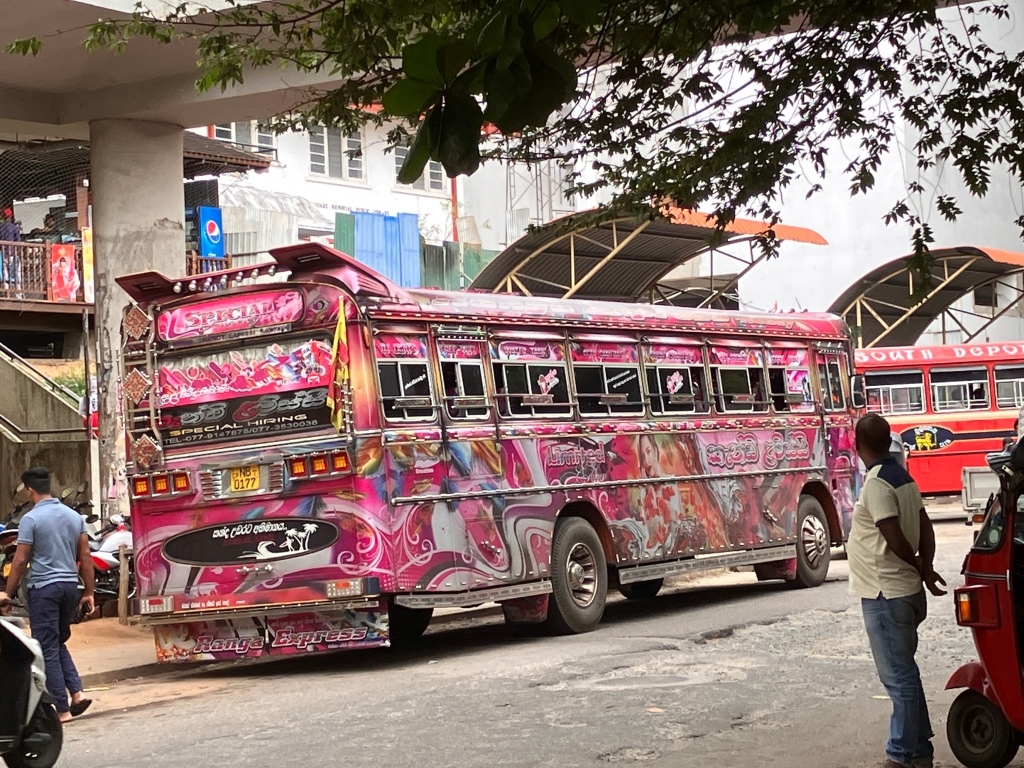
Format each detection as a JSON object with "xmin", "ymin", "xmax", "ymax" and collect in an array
[{"xmin": 11, "ymin": 0, "xmax": 1024, "ymax": 273}]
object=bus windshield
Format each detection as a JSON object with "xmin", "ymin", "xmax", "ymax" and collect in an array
[{"xmin": 155, "ymin": 336, "xmax": 335, "ymax": 448}]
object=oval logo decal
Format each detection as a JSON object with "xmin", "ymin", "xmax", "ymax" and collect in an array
[
  {"xmin": 900, "ymin": 426, "xmax": 955, "ymax": 452},
  {"xmin": 162, "ymin": 519, "xmax": 338, "ymax": 566}
]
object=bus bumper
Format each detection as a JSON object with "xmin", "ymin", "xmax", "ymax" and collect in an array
[{"xmin": 148, "ymin": 601, "xmax": 389, "ymax": 663}]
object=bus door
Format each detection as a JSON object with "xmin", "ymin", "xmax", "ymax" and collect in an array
[
  {"xmin": 371, "ymin": 326, "xmax": 458, "ymax": 592},
  {"xmin": 815, "ymin": 344, "xmax": 857, "ymax": 531},
  {"xmin": 434, "ymin": 330, "xmax": 512, "ymax": 589}
]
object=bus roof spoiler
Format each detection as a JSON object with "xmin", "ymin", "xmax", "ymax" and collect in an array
[{"xmin": 116, "ymin": 243, "xmax": 411, "ymax": 304}]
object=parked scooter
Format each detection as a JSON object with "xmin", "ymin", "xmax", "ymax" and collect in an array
[
  {"xmin": 86, "ymin": 511, "xmax": 133, "ymax": 617},
  {"xmin": 0, "ymin": 600, "xmax": 63, "ymax": 768},
  {"xmin": 946, "ymin": 439, "xmax": 1024, "ymax": 768}
]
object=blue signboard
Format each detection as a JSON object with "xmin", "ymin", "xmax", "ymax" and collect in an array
[{"xmin": 198, "ymin": 206, "xmax": 225, "ymax": 260}]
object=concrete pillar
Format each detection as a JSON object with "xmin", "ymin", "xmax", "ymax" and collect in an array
[{"xmin": 89, "ymin": 119, "xmax": 184, "ymax": 519}]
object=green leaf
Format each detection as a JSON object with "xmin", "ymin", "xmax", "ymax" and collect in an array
[
  {"xmin": 382, "ymin": 78, "xmax": 441, "ymax": 118},
  {"xmin": 4, "ymin": 37, "xmax": 43, "ymax": 56},
  {"xmin": 557, "ymin": 0, "xmax": 600, "ymax": 27},
  {"xmin": 437, "ymin": 92, "xmax": 484, "ymax": 176},
  {"xmin": 402, "ymin": 33, "xmax": 445, "ymax": 88},
  {"xmin": 476, "ymin": 10, "xmax": 508, "ymax": 55},
  {"xmin": 436, "ymin": 38, "xmax": 475, "ymax": 84},
  {"xmin": 533, "ymin": 2, "xmax": 561, "ymax": 40},
  {"xmin": 397, "ymin": 104, "xmax": 441, "ymax": 185}
]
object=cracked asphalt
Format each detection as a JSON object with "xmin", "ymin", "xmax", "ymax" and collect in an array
[{"xmin": 58, "ymin": 519, "xmax": 985, "ymax": 768}]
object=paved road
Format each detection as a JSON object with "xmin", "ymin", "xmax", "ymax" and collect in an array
[{"xmin": 58, "ymin": 520, "xmax": 985, "ymax": 768}]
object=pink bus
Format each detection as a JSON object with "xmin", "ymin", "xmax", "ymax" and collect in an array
[{"xmin": 118, "ymin": 244, "xmax": 861, "ymax": 663}]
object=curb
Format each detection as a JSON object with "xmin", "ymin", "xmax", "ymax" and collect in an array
[{"xmin": 79, "ymin": 603, "xmax": 507, "ymax": 687}]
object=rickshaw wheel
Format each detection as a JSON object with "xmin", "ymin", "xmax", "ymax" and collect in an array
[{"xmin": 947, "ymin": 689, "xmax": 1019, "ymax": 768}]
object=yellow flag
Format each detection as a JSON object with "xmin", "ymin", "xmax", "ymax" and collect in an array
[{"xmin": 327, "ymin": 298, "xmax": 350, "ymax": 431}]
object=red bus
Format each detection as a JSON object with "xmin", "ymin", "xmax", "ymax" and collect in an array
[
  {"xmin": 855, "ymin": 344, "xmax": 1022, "ymax": 495},
  {"xmin": 119, "ymin": 244, "xmax": 862, "ymax": 663}
]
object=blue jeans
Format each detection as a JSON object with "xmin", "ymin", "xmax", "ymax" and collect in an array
[
  {"xmin": 27, "ymin": 581, "xmax": 83, "ymax": 713},
  {"xmin": 862, "ymin": 589, "xmax": 933, "ymax": 765}
]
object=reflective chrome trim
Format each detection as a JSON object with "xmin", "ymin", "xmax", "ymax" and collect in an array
[
  {"xmin": 618, "ymin": 544, "xmax": 797, "ymax": 584},
  {"xmin": 394, "ymin": 580, "xmax": 553, "ymax": 609},
  {"xmin": 133, "ymin": 597, "xmax": 382, "ymax": 625},
  {"xmin": 392, "ymin": 466, "xmax": 826, "ymax": 506}
]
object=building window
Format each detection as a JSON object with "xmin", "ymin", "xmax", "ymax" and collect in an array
[
  {"xmin": 308, "ymin": 126, "xmax": 363, "ymax": 181},
  {"xmin": 394, "ymin": 144, "xmax": 445, "ymax": 192},
  {"xmin": 213, "ymin": 121, "xmax": 275, "ymax": 150}
]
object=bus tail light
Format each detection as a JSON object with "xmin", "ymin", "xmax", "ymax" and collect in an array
[
  {"xmin": 131, "ymin": 471, "xmax": 192, "ymax": 499},
  {"xmin": 287, "ymin": 450, "xmax": 352, "ymax": 482},
  {"xmin": 132, "ymin": 477, "xmax": 151, "ymax": 497}
]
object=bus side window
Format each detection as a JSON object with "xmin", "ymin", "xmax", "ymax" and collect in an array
[
  {"xmin": 378, "ymin": 361, "xmax": 434, "ymax": 421},
  {"xmin": 648, "ymin": 367, "xmax": 693, "ymax": 413},
  {"xmin": 768, "ymin": 368, "xmax": 790, "ymax": 411},
  {"xmin": 493, "ymin": 362, "xmax": 571, "ymax": 418},
  {"xmin": 995, "ymin": 365, "xmax": 1024, "ymax": 409},
  {"xmin": 441, "ymin": 361, "xmax": 488, "ymax": 419},
  {"xmin": 863, "ymin": 370, "xmax": 925, "ymax": 414},
  {"xmin": 716, "ymin": 368, "xmax": 757, "ymax": 411},
  {"xmin": 931, "ymin": 367, "xmax": 990, "ymax": 412},
  {"xmin": 575, "ymin": 365, "xmax": 644, "ymax": 416},
  {"xmin": 818, "ymin": 355, "xmax": 847, "ymax": 411}
]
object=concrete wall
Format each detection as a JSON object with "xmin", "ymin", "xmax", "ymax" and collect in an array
[
  {"xmin": 0, "ymin": 355, "xmax": 82, "ymax": 431},
  {"xmin": 0, "ymin": 431, "xmax": 90, "ymax": 513}
]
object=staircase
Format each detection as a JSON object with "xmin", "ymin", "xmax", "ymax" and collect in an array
[{"xmin": 0, "ymin": 344, "xmax": 91, "ymax": 510}]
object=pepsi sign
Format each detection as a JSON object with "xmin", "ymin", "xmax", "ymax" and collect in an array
[{"xmin": 198, "ymin": 206, "xmax": 225, "ymax": 260}]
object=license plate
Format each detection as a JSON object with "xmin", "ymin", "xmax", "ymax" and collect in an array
[
  {"xmin": 228, "ymin": 466, "xmax": 262, "ymax": 494},
  {"xmin": 2, "ymin": 563, "xmax": 10, "ymax": 578}
]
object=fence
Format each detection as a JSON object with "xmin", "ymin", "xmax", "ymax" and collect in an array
[
  {"xmin": 0, "ymin": 240, "xmax": 86, "ymax": 303},
  {"xmin": 185, "ymin": 251, "xmax": 272, "ymax": 275}
]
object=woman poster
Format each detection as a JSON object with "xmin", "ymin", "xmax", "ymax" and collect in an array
[{"xmin": 50, "ymin": 244, "xmax": 81, "ymax": 302}]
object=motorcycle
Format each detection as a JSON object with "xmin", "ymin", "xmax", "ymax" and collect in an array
[
  {"xmin": 946, "ymin": 438, "xmax": 1024, "ymax": 768},
  {"xmin": 0, "ymin": 601, "xmax": 63, "ymax": 768},
  {"xmin": 86, "ymin": 512, "xmax": 133, "ymax": 617}
]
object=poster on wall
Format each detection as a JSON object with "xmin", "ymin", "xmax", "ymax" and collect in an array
[
  {"xmin": 50, "ymin": 243, "xmax": 80, "ymax": 302},
  {"xmin": 81, "ymin": 227, "xmax": 94, "ymax": 304}
]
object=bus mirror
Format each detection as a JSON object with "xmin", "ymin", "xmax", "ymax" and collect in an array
[{"xmin": 850, "ymin": 374, "xmax": 866, "ymax": 409}]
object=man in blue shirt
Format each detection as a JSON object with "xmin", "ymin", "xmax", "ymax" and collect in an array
[{"xmin": 2, "ymin": 467, "xmax": 96, "ymax": 722}]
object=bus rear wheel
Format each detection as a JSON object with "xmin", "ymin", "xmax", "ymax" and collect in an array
[
  {"xmin": 546, "ymin": 517, "xmax": 607, "ymax": 634},
  {"xmin": 790, "ymin": 495, "xmax": 831, "ymax": 589},
  {"xmin": 617, "ymin": 578, "xmax": 663, "ymax": 600}
]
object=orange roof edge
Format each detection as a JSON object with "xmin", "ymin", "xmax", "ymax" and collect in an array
[
  {"xmin": 969, "ymin": 245, "xmax": 1024, "ymax": 268},
  {"xmin": 663, "ymin": 206, "xmax": 828, "ymax": 246}
]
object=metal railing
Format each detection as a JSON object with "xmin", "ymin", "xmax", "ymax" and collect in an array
[
  {"xmin": 185, "ymin": 251, "xmax": 272, "ymax": 276},
  {"xmin": 0, "ymin": 240, "xmax": 86, "ymax": 303}
]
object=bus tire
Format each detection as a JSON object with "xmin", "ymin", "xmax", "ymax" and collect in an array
[
  {"xmin": 790, "ymin": 494, "xmax": 830, "ymax": 589},
  {"xmin": 546, "ymin": 517, "xmax": 607, "ymax": 635},
  {"xmin": 388, "ymin": 602, "xmax": 433, "ymax": 648},
  {"xmin": 947, "ymin": 689, "xmax": 1019, "ymax": 768},
  {"xmin": 617, "ymin": 578, "xmax": 663, "ymax": 600}
]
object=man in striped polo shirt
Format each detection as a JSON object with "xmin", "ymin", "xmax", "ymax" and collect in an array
[{"xmin": 849, "ymin": 413, "xmax": 947, "ymax": 768}]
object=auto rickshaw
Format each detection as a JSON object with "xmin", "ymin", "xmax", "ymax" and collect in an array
[{"xmin": 947, "ymin": 440, "xmax": 1024, "ymax": 768}]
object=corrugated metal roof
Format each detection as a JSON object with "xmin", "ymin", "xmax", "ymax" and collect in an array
[
  {"xmin": 828, "ymin": 246, "xmax": 1024, "ymax": 347},
  {"xmin": 469, "ymin": 210, "xmax": 825, "ymax": 301}
]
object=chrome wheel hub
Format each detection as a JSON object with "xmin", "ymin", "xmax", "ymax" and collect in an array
[
  {"xmin": 565, "ymin": 542, "xmax": 597, "ymax": 608},
  {"xmin": 800, "ymin": 514, "xmax": 828, "ymax": 568}
]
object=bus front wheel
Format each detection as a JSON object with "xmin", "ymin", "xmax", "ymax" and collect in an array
[
  {"xmin": 790, "ymin": 495, "xmax": 831, "ymax": 589},
  {"xmin": 546, "ymin": 517, "xmax": 607, "ymax": 634}
]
